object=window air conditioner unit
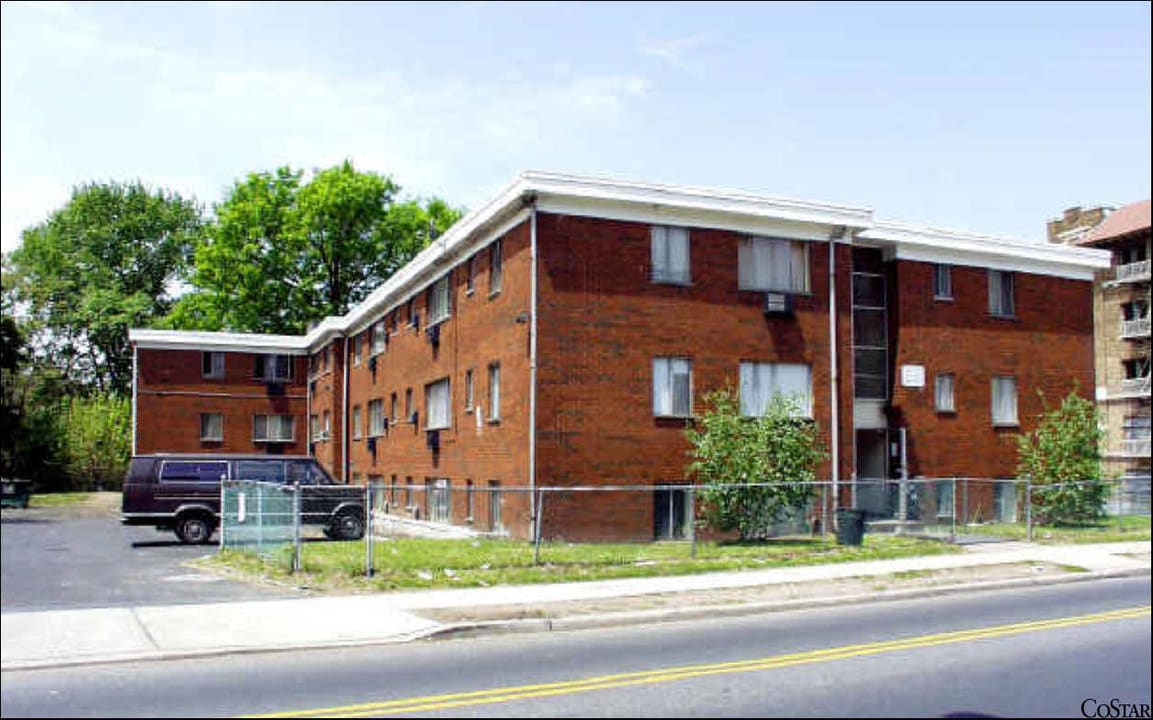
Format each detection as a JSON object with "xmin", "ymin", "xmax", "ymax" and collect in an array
[
  {"xmin": 426, "ymin": 428, "xmax": 440, "ymax": 452},
  {"xmin": 764, "ymin": 292, "xmax": 794, "ymax": 316},
  {"xmin": 426, "ymin": 323, "xmax": 441, "ymax": 347}
]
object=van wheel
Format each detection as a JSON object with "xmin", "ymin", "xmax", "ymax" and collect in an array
[
  {"xmin": 329, "ymin": 509, "xmax": 365, "ymax": 541},
  {"xmin": 175, "ymin": 514, "xmax": 216, "ymax": 545}
]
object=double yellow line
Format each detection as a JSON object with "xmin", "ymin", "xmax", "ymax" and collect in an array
[{"xmin": 249, "ymin": 605, "xmax": 1150, "ymax": 718}]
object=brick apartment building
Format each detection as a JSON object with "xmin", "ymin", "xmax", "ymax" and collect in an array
[
  {"xmin": 1048, "ymin": 201, "xmax": 1151, "ymax": 509},
  {"xmin": 130, "ymin": 172, "xmax": 1111, "ymax": 541}
]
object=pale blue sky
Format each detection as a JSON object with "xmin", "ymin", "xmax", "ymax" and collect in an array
[{"xmin": 2, "ymin": 1, "xmax": 1149, "ymax": 254}]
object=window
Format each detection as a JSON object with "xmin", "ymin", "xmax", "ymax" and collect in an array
[
  {"xmin": 322, "ymin": 410, "xmax": 331, "ymax": 437},
  {"xmin": 202, "ymin": 352, "xmax": 225, "ymax": 379},
  {"xmin": 1122, "ymin": 300, "xmax": 1150, "ymax": 321},
  {"xmin": 739, "ymin": 362, "xmax": 812, "ymax": 417},
  {"xmin": 310, "ymin": 414, "xmax": 320, "ymax": 438},
  {"xmin": 390, "ymin": 392, "xmax": 399, "ymax": 424},
  {"xmin": 466, "ymin": 254, "xmax": 478, "ymax": 294},
  {"xmin": 254, "ymin": 354, "xmax": 293, "ymax": 382},
  {"xmin": 935, "ymin": 479, "xmax": 955, "ymax": 519},
  {"xmin": 935, "ymin": 373, "xmax": 956, "ymax": 413},
  {"xmin": 405, "ymin": 388, "xmax": 414, "ymax": 422},
  {"xmin": 991, "ymin": 376, "xmax": 1018, "ymax": 426},
  {"xmin": 1123, "ymin": 357, "xmax": 1150, "ymax": 379},
  {"xmin": 430, "ymin": 479, "xmax": 450, "ymax": 523},
  {"xmin": 466, "ymin": 479, "xmax": 475, "ymax": 521},
  {"xmin": 352, "ymin": 406, "xmax": 362, "ymax": 440},
  {"xmin": 488, "ymin": 363, "xmax": 501, "ymax": 421},
  {"xmin": 200, "ymin": 413, "xmax": 223, "ymax": 442},
  {"xmin": 488, "ymin": 480, "xmax": 502, "ymax": 530},
  {"xmin": 253, "ymin": 414, "xmax": 294, "ymax": 442},
  {"xmin": 464, "ymin": 369, "xmax": 474, "ymax": 411},
  {"xmin": 352, "ymin": 335, "xmax": 362, "ymax": 366},
  {"xmin": 653, "ymin": 357, "xmax": 692, "ymax": 417},
  {"xmin": 405, "ymin": 477, "xmax": 413, "ymax": 508},
  {"xmin": 489, "ymin": 239, "xmax": 503, "ymax": 295},
  {"xmin": 933, "ymin": 264, "xmax": 952, "ymax": 300},
  {"xmin": 988, "ymin": 270, "xmax": 1015, "ymax": 317},
  {"xmin": 651, "ymin": 225, "xmax": 691, "ymax": 284},
  {"xmin": 426, "ymin": 378, "xmax": 451, "ymax": 430},
  {"xmin": 160, "ymin": 461, "xmax": 227, "ymax": 484},
  {"xmin": 1124, "ymin": 415, "xmax": 1151, "ymax": 440},
  {"xmin": 372, "ymin": 321, "xmax": 387, "ymax": 355},
  {"xmin": 368, "ymin": 399, "xmax": 385, "ymax": 437},
  {"xmin": 428, "ymin": 275, "xmax": 451, "ymax": 324},
  {"xmin": 406, "ymin": 298, "xmax": 417, "ymax": 326},
  {"xmin": 738, "ymin": 236, "xmax": 810, "ymax": 293},
  {"xmin": 653, "ymin": 487, "xmax": 689, "ymax": 540}
]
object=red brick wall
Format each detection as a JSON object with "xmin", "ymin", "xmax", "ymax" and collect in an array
[
  {"xmin": 344, "ymin": 220, "xmax": 534, "ymax": 537},
  {"xmin": 135, "ymin": 349, "xmax": 307, "ymax": 455},
  {"xmin": 534, "ymin": 213, "xmax": 854, "ymax": 541},
  {"xmin": 888, "ymin": 260, "xmax": 1095, "ymax": 482},
  {"xmin": 308, "ymin": 339, "xmax": 346, "ymax": 482}
]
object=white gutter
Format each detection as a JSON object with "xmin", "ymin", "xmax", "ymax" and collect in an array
[
  {"xmin": 528, "ymin": 196, "xmax": 539, "ymax": 542},
  {"xmin": 828, "ymin": 228, "xmax": 841, "ymax": 519},
  {"xmin": 342, "ymin": 336, "xmax": 350, "ymax": 484},
  {"xmin": 131, "ymin": 343, "xmax": 138, "ymax": 456}
]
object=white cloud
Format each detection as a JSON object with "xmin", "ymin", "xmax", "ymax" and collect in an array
[{"xmin": 640, "ymin": 34, "xmax": 709, "ymax": 76}]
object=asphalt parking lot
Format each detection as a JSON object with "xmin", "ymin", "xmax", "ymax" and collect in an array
[{"xmin": 0, "ymin": 493, "xmax": 297, "ymax": 612}]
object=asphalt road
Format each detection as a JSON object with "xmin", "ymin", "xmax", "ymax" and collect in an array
[
  {"xmin": 0, "ymin": 495, "xmax": 296, "ymax": 611},
  {"xmin": 2, "ymin": 576, "xmax": 1148, "ymax": 718}
]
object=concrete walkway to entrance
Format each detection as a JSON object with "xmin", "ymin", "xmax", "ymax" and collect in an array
[{"xmin": 2, "ymin": 541, "xmax": 1148, "ymax": 671}]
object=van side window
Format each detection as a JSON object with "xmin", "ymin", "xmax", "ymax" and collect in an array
[
  {"xmin": 236, "ymin": 460, "xmax": 286, "ymax": 484},
  {"xmin": 159, "ymin": 462, "xmax": 227, "ymax": 483},
  {"xmin": 287, "ymin": 461, "xmax": 329, "ymax": 485}
]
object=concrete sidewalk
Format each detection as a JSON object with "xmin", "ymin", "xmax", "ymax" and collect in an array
[{"xmin": 2, "ymin": 540, "xmax": 1148, "ymax": 671}]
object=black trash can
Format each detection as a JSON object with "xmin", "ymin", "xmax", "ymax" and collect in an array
[{"xmin": 835, "ymin": 509, "xmax": 865, "ymax": 546}]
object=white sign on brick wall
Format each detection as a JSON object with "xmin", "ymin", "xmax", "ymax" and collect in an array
[{"xmin": 900, "ymin": 364, "xmax": 925, "ymax": 388}]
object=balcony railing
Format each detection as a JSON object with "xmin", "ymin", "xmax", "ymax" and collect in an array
[
  {"xmin": 1115, "ymin": 259, "xmax": 1151, "ymax": 284},
  {"xmin": 1119, "ymin": 375, "xmax": 1151, "ymax": 397},
  {"xmin": 1121, "ymin": 439, "xmax": 1152, "ymax": 458},
  {"xmin": 1120, "ymin": 317, "xmax": 1151, "ymax": 340}
]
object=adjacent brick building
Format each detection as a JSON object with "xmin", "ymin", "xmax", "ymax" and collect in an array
[{"xmin": 130, "ymin": 172, "xmax": 1111, "ymax": 540}]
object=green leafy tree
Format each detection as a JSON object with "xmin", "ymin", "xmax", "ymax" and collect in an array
[
  {"xmin": 168, "ymin": 161, "xmax": 463, "ymax": 334},
  {"xmin": 687, "ymin": 387, "xmax": 826, "ymax": 541},
  {"xmin": 7, "ymin": 182, "xmax": 203, "ymax": 395},
  {"xmin": 1017, "ymin": 390, "xmax": 1108, "ymax": 525},
  {"xmin": 61, "ymin": 393, "xmax": 131, "ymax": 490}
]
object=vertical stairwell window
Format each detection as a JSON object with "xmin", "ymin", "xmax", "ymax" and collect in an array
[
  {"xmin": 653, "ymin": 357, "xmax": 692, "ymax": 418},
  {"xmin": 991, "ymin": 376, "xmax": 1018, "ymax": 427},
  {"xmin": 935, "ymin": 373, "xmax": 956, "ymax": 413}
]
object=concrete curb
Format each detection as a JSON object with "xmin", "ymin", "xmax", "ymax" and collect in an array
[{"xmin": 426, "ymin": 566, "xmax": 1152, "ymax": 640}]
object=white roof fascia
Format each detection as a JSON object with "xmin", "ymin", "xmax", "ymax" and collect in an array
[
  {"xmin": 129, "ymin": 329, "xmax": 310, "ymax": 354},
  {"xmin": 860, "ymin": 221, "xmax": 1112, "ymax": 280},
  {"xmin": 523, "ymin": 171, "xmax": 875, "ymax": 230}
]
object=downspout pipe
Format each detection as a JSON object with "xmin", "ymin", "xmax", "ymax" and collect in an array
[
  {"xmin": 131, "ymin": 343, "xmax": 138, "ymax": 456},
  {"xmin": 342, "ymin": 335, "xmax": 350, "ymax": 484},
  {"xmin": 528, "ymin": 195, "xmax": 539, "ymax": 542},
  {"xmin": 829, "ymin": 226, "xmax": 845, "ymax": 519}
]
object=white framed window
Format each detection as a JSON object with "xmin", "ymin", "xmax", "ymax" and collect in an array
[
  {"xmin": 323, "ymin": 410, "xmax": 331, "ymax": 437},
  {"xmin": 405, "ymin": 388, "xmax": 414, "ymax": 422},
  {"xmin": 200, "ymin": 413, "xmax": 223, "ymax": 442},
  {"xmin": 428, "ymin": 275, "xmax": 451, "ymax": 324},
  {"xmin": 488, "ymin": 480, "xmax": 503, "ymax": 530},
  {"xmin": 371, "ymin": 321, "xmax": 387, "ymax": 355},
  {"xmin": 390, "ymin": 392, "xmax": 398, "ymax": 424},
  {"xmin": 988, "ymin": 270, "xmax": 1015, "ymax": 317},
  {"xmin": 651, "ymin": 225, "xmax": 691, "ymax": 284},
  {"xmin": 738, "ymin": 236, "xmax": 810, "ymax": 293},
  {"xmin": 935, "ymin": 373, "xmax": 956, "ymax": 413},
  {"xmin": 466, "ymin": 254, "xmax": 478, "ymax": 294},
  {"xmin": 310, "ymin": 414, "xmax": 320, "ymax": 438},
  {"xmin": 1123, "ymin": 415, "xmax": 1151, "ymax": 440},
  {"xmin": 991, "ymin": 376, "xmax": 1018, "ymax": 426},
  {"xmin": 933, "ymin": 264, "xmax": 952, "ymax": 300},
  {"xmin": 426, "ymin": 378, "xmax": 451, "ymax": 430},
  {"xmin": 352, "ymin": 335, "xmax": 362, "ymax": 366},
  {"xmin": 739, "ymin": 362, "xmax": 812, "ymax": 418},
  {"xmin": 489, "ymin": 239, "xmax": 503, "ymax": 295},
  {"xmin": 202, "ymin": 352, "xmax": 225, "ymax": 379},
  {"xmin": 254, "ymin": 354, "xmax": 293, "ymax": 382},
  {"xmin": 368, "ymin": 399, "xmax": 385, "ymax": 437},
  {"xmin": 488, "ymin": 363, "xmax": 501, "ymax": 421},
  {"xmin": 653, "ymin": 357, "xmax": 692, "ymax": 417},
  {"xmin": 352, "ymin": 406, "xmax": 362, "ymax": 440},
  {"xmin": 464, "ymin": 369, "xmax": 474, "ymax": 411},
  {"xmin": 253, "ymin": 414, "xmax": 294, "ymax": 442}
]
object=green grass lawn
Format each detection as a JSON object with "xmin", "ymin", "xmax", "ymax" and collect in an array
[
  {"xmin": 201, "ymin": 534, "xmax": 958, "ymax": 592},
  {"xmin": 968, "ymin": 515, "xmax": 1150, "ymax": 544},
  {"xmin": 28, "ymin": 492, "xmax": 97, "ymax": 508}
]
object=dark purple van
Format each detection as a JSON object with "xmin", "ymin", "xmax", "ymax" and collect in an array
[{"xmin": 121, "ymin": 454, "xmax": 365, "ymax": 544}]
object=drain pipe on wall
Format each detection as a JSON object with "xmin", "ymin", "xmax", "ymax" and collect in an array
[
  {"xmin": 342, "ymin": 335, "xmax": 351, "ymax": 484},
  {"xmin": 828, "ymin": 226, "xmax": 845, "ymax": 525},
  {"xmin": 528, "ymin": 194, "xmax": 539, "ymax": 543},
  {"xmin": 131, "ymin": 343, "xmax": 138, "ymax": 455}
]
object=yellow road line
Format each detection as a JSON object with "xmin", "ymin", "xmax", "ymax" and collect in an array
[{"xmin": 246, "ymin": 605, "xmax": 1150, "ymax": 718}]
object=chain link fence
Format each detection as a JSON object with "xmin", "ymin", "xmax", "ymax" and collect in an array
[{"xmin": 219, "ymin": 476, "xmax": 1150, "ymax": 575}]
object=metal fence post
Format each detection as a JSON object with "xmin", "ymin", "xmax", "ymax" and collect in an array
[
  {"xmin": 366, "ymin": 483, "xmax": 375, "ymax": 579},
  {"xmin": 292, "ymin": 484, "xmax": 302, "ymax": 573},
  {"xmin": 951, "ymin": 478, "xmax": 957, "ymax": 542},
  {"xmin": 688, "ymin": 486, "xmax": 697, "ymax": 559},
  {"xmin": 1025, "ymin": 476, "xmax": 1033, "ymax": 543},
  {"xmin": 533, "ymin": 490, "xmax": 545, "ymax": 566}
]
